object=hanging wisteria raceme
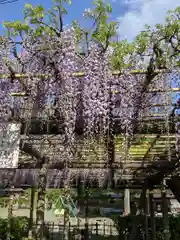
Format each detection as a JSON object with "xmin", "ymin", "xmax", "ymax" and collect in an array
[
  {"xmin": 0, "ymin": 32, "xmax": 153, "ymax": 171},
  {"xmin": 54, "ymin": 29, "xmax": 80, "ymax": 182},
  {"xmin": 83, "ymin": 41, "xmax": 111, "ymax": 136},
  {"xmin": 0, "ymin": 40, "xmax": 16, "ymax": 122}
]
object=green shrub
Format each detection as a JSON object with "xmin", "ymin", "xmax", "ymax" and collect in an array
[
  {"xmin": 0, "ymin": 216, "xmax": 29, "ymax": 239},
  {"xmin": 1, "ymin": 215, "xmax": 180, "ymax": 239},
  {"xmin": 113, "ymin": 214, "xmax": 180, "ymax": 240}
]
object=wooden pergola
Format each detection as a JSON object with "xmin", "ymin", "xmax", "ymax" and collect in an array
[
  {"xmin": 0, "ymin": 68, "xmax": 179, "ymax": 240},
  {"xmin": 0, "ymin": 69, "xmax": 179, "ymax": 190},
  {"xmin": 0, "ymin": 114, "xmax": 179, "ymax": 188}
]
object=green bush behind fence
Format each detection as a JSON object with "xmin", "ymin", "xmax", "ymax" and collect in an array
[{"xmin": 1, "ymin": 215, "xmax": 180, "ymax": 239}]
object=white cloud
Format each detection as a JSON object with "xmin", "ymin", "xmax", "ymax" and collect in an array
[{"xmin": 117, "ymin": 0, "xmax": 180, "ymax": 41}]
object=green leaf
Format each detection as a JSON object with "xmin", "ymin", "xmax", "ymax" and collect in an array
[{"xmin": 106, "ymin": 3, "xmax": 112, "ymax": 13}]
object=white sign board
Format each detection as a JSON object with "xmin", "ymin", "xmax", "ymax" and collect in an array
[
  {"xmin": 170, "ymin": 199, "xmax": 180, "ymax": 213},
  {"xmin": 0, "ymin": 123, "xmax": 21, "ymax": 168}
]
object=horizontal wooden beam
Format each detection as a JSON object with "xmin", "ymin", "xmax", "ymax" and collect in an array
[
  {"xmin": 10, "ymin": 92, "xmax": 27, "ymax": 97},
  {"xmin": 0, "ymin": 169, "xmax": 175, "ymax": 189},
  {"xmin": 0, "ymin": 73, "xmax": 49, "ymax": 79},
  {"xmin": 21, "ymin": 133, "xmax": 179, "ymax": 139},
  {"xmin": 112, "ymin": 88, "xmax": 180, "ymax": 94},
  {"xmin": 0, "ymin": 69, "xmax": 171, "ymax": 79},
  {"xmin": 10, "ymin": 88, "xmax": 180, "ymax": 97}
]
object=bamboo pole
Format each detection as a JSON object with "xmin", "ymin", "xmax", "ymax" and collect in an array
[
  {"xmin": 0, "ymin": 69, "xmax": 172, "ymax": 79},
  {"xmin": 10, "ymin": 87, "xmax": 180, "ymax": 96},
  {"xmin": 10, "ymin": 92, "xmax": 27, "ymax": 96},
  {"xmin": 4, "ymin": 70, "xmax": 178, "ymax": 97}
]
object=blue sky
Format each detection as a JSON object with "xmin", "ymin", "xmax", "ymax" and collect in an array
[
  {"xmin": 0, "ymin": 0, "xmax": 179, "ymax": 113},
  {"xmin": 0, "ymin": 0, "xmax": 179, "ymax": 41},
  {"xmin": 0, "ymin": 0, "xmax": 126, "ymax": 35},
  {"xmin": 0, "ymin": 0, "xmax": 179, "ymax": 101}
]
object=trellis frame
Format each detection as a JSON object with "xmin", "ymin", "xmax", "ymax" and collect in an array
[{"xmin": 0, "ymin": 68, "xmax": 179, "ymax": 189}]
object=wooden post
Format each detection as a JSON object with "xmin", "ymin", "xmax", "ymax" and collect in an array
[
  {"xmin": 162, "ymin": 181, "xmax": 170, "ymax": 240},
  {"xmin": 77, "ymin": 178, "xmax": 83, "ymax": 215},
  {"xmin": 108, "ymin": 79, "xmax": 115, "ymax": 189},
  {"xmin": 124, "ymin": 126, "xmax": 130, "ymax": 216},
  {"xmin": 124, "ymin": 189, "xmax": 130, "ymax": 216},
  {"xmin": 7, "ymin": 193, "xmax": 14, "ymax": 240},
  {"xmin": 145, "ymin": 190, "xmax": 149, "ymax": 240},
  {"xmin": 36, "ymin": 167, "xmax": 47, "ymax": 240},
  {"xmin": 28, "ymin": 187, "xmax": 36, "ymax": 239},
  {"xmin": 149, "ymin": 190, "xmax": 156, "ymax": 240},
  {"xmin": 85, "ymin": 187, "xmax": 89, "ymax": 239}
]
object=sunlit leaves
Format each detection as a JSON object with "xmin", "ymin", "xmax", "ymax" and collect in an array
[
  {"xmin": 135, "ymin": 31, "xmax": 151, "ymax": 54},
  {"xmin": 1, "ymin": 0, "xmax": 180, "ymax": 72},
  {"xmin": 75, "ymin": 0, "xmax": 118, "ymax": 54},
  {"xmin": 23, "ymin": 4, "xmax": 45, "ymax": 23},
  {"xmin": 110, "ymin": 40, "xmax": 136, "ymax": 70},
  {"xmin": 3, "ymin": 21, "xmax": 30, "ymax": 38},
  {"xmin": 72, "ymin": 20, "xmax": 83, "ymax": 45}
]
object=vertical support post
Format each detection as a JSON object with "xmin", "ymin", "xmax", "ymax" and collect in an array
[
  {"xmin": 7, "ymin": 191, "xmax": 14, "ymax": 240},
  {"xmin": 145, "ymin": 189, "xmax": 149, "ymax": 240},
  {"xmin": 85, "ymin": 187, "xmax": 89, "ymax": 240},
  {"xmin": 124, "ymin": 188, "xmax": 130, "ymax": 216},
  {"xmin": 108, "ymin": 132, "xmax": 115, "ymax": 189},
  {"xmin": 124, "ymin": 126, "xmax": 130, "ymax": 216},
  {"xmin": 108, "ymin": 79, "xmax": 115, "ymax": 189},
  {"xmin": 162, "ymin": 181, "xmax": 170, "ymax": 240},
  {"xmin": 36, "ymin": 167, "xmax": 47, "ymax": 240},
  {"xmin": 28, "ymin": 187, "xmax": 36, "ymax": 239},
  {"xmin": 149, "ymin": 190, "xmax": 156, "ymax": 240},
  {"xmin": 77, "ymin": 177, "xmax": 83, "ymax": 227},
  {"xmin": 64, "ymin": 186, "xmax": 70, "ymax": 240}
]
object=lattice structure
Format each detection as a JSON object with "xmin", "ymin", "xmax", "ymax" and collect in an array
[
  {"xmin": 0, "ymin": 69, "xmax": 179, "ymax": 188},
  {"xmin": 0, "ymin": 31, "xmax": 179, "ymax": 240}
]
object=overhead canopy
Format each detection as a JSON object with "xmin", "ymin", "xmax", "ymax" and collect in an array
[{"xmin": 0, "ymin": 132, "xmax": 177, "ymax": 188}]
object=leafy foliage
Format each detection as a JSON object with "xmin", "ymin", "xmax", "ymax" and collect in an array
[
  {"xmin": 0, "ymin": 217, "xmax": 29, "ymax": 239},
  {"xmin": 114, "ymin": 215, "xmax": 180, "ymax": 240}
]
